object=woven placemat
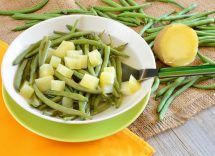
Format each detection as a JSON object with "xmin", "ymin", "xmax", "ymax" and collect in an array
[{"xmin": 0, "ymin": 0, "xmax": 214, "ymax": 139}]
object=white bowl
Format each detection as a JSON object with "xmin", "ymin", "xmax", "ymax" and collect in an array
[{"xmin": 2, "ymin": 15, "xmax": 156, "ymax": 124}]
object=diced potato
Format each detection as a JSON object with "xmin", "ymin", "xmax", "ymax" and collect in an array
[
  {"xmin": 80, "ymin": 74, "xmax": 99, "ymax": 90},
  {"xmin": 56, "ymin": 64, "xmax": 73, "ymax": 78},
  {"xmin": 62, "ymin": 97, "xmax": 73, "ymax": 108},
  {"xmin": 100, "ymin": 71, "xmax": 115, "ymax": 87},
  {"xmin": 129, "ymin": 75, "xmax": 141, "ymax": 93},
  {"xmin": 121, "ymin": 82, "xmax": 131, "ymax": 95},
  {"xmin": 51, "ymin": 80, "xmax": 65, "ymax": 91},
  {"xmin": 35, "ymin": 76, "xmax": 53, "ymax": 91},
  {"xmin": 50, "ymin": 56, "xmax": 61, "ymax": 68},
  {"xmin": 102, "ymin": 85, "xmax": 113, "ymax": 94},
  {"xmin": 53, "ymin": 41, "xmax": 75, "ymax": 58},
  {"xmin": 46, "ymin": 48, "xmax": 55, "ymax": 63},
  {"xmin": 154, "ymin": 24, "xmax": 198, "ymax": 66},
  {"xmin": 104, "ymin": 66, "xmax": 116, "ymax": 77},
  {"xmin": 66, "ymin": 50, "xmax": 83, "ymax": 57},
  {"xmin": 64, "ymin": 55, "xmax": 88, "ymax": 69},
  {"xmin": 39, "ymin": 64, "xmax": 54, "ymax": 77},
  {"xmin": 20, "ymin": 81, "xmax": 34, "ymax": 99},
  {"xmin": 88, "ymin": 49, "xmax": 102, "ymax": 67}
]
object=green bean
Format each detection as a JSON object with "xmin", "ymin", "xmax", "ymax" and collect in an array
[
  {"xmin": 139, "ymin": 20, "xmax": 154, "ymax": 36},
  {"xmin": 92, "ymin": 102, "xmax": 111, "ymax": 115},
  {"xmin": 33, "ymin": 84, "xmax": 91, "ymax": 118},
  {"xmin": 29, "ymin": 55, "xmax": 38, "ymax": 84},
  {"xmin": 176, "ymin": 3, "xmax": 198, "ymax": 15},
  {"xmin": 78, "ymin": 69, "xmax": 89, "ymax": 75},
  {"xmin": 101, "ymin": 0, "xmax": 121, "ymax": 7},
  {"xmin": 118, "ymin": 12, "xmax": 158, "ymax": 21},
  {"xmin": 13, "ymin": 41, "xmax": 40, "ymax": 65},
  {"xmin": 199, "ymin": 43, "xmax": 215, "ymax": 47},
  {"xmin": 12, "ymin": 21, "xmax": 40, "ymax": 31},
  {"xmin": 39, "ymin": 36, "xmax": 51, "ymax": 66},
  {"xmin": 51, "ymin": 96, "xmax": 62, "ymax": 103},
  {"xmin": 159, "ymin": 0, "xmax": 185, "ymax": 9},
  {"xmin": 193, "ymin": 83, "xmax": 215, "ymax": 90},
  {"xmin": 116, "ymin": 58, "xmax": 122, "ymax": 87},
  {"xmin": 43, "ymin": 109, "xmax": 59, "ymax": 116},
  {"xmin": 196, "ymin": 30, "xmax": 215, "ymax": 36},
  {"xmin": 38, "ymin": 104, "xmax": 48, "ymax": 110},
  {"xmin": 90, "ymin": 8, "xmax": 98, "ymax": 16},
  {"xmin": 196, "ymin": 26, "xmax": 215, "ymax": 30},
  {"xmin": 54, "ymin": 71, "xmax": 102, "ymax": 94},
  {"xmin": 71, "ymin": 39, "xmax": 129, "ymax": 57},
  {"xmin": 94, "ymin": 9, "xmax": 111, "ymax": 18},
  {"xmin": 198, "ymin": 36, "xmax": 215, "ymax": 40},
  {"xmin": 179, "ymin": 11, "xmax": 215, "ymax": 22},
  {"xmin": 0, "ymin": 0, "xmax": 48, "ymax": 15},
  {"xmin": 73, "ymin": 71, "xmax": 84, "ymax": 79},
  {"xmin": 197, "ymin": 51, "xmax": 215, "ymax": 64},
  {"xmin": 63, "ymin": 116, "xmax": 77, "ymax": 121},
  {"xmin": 84, "ymin": 44, "xmax": 96, "ymax": 75},
  {"xmin": 112, "ymin": 87, "xmax": 120, "ymax": 98},
  {"xmin": 14, "ymin": 59, "xmax": 28, "ymax": 91},
  {"xmin": 144, "ymin": 32, "xmax": 158, "ymax": 42},
  {"xmin": 25, "ymin": 20, "xmax": 40, "ymax": 24},
  {"xmin": 53, "ymin": 31, "xmax": 68, "ymax": 35},
  {"xmin": 157, "ymin": 77, "xmax": 185, "ymax": 112},
  {"xmin": 29, "ymin": 95, "xmax": 42, "ymax": 107},
  {"xmin": 12, "ymin": 13, "xmax": 60, "ymax": 20},
  {"xmin": 48, "ymin": 9, "xmax": 93, "ymax": 15},
  {"xmin": 99, "ymin": 46, "xmax": 110, "ymax": 75},
  {"xmin": 114, "ymin": 43, "xmax": 128, "ymax": 51},
  {"xmin": 94, "ymin": 3, "xmax": 151, "ymax": 12},
  {"xmin": 161, "ymin": 13, "xmax": 197, "ymax": 21},
  {"xmin": 149, "ymin": 41, "xmax": 154, "ymax": 48},
  {"xmin": 119, "ymin": 0, "xmax": 129, "ymax": 6},
  {"xmin": 45, "ymin": 90, "xmax": 88, "ymax": 102},
  {"xmin": 75, "ymin": 1, "xmax": 87, "ymax": 10},
  {"xmin": 95, "ymin": 64, "xmax": 102, "ymax": 77},
  {"xmin": 159, "ymin": 78, "xmax": 199, "ymax": 121},
  {"xmin": 199, "ymin": 39, "xmax": 215, "ymax": 44},
  {"xmin": 151, "ymin": 77, "xmax": 160, "ymax": 94},
  {"xmin": 200, "ymin": 30, "xmax": 215, "ymax": 33},
  {"xmin": 70, "ymin": 19, "xmax": 79, "ymax": 33},
  {"xmin": 22, "ymin": 59, "xmax": 32, "ymax": 81}
]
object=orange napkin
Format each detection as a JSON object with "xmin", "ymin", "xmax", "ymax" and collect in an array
[{"xmin": 0, "ymin": 41, "xmax": 155, "ymax": 156}]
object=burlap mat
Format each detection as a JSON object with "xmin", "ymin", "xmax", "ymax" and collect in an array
[{"xmin": 0, "ymin": 0, "xmax": 214, "ymax": 139}]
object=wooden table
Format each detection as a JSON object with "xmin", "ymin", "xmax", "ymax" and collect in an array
[{"xmin": 148, "ymin": 106, "xmax": 215, "ymax": 156}]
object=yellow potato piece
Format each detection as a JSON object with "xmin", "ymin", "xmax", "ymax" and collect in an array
[{"xmin": 153, "ymin": 24, "xmax": 198, "ymax": 66}]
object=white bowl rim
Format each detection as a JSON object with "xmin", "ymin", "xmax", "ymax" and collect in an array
[{"xmin": 2, "ymin": 14, "xmax": 156, "ymax": 124}]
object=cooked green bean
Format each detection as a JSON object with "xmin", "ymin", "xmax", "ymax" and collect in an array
[
  {"xmin": 12, "ymin": 21, "xmax": 40, "ymax": 31},
  {"xmin": 54, "ymin": 71, "xmax": 102, "ymax": 94},
  {"xmin": 22, "ymin": 59, "xmax": 32, "ymax": 81},
  {"xmin": 51, "ymin": 96, "xmax": 62, "ymax": 103},
  {"xmin": 71, "ymin": 39, "xmax": 129, "ymax": 57},
  {"xmin": 73, "ymin": 71, "xmax": 84, "ymax": 79},
  {"xmin": 29, "ymin": 55, "xmax": 38, "ymax": 84},
  {"xmin": 151, "ymin": 77, "xmax": 160, "ymax": 94},
  {"xmin": 139, "ymin": 20, "xmax": 154, "ymax": 36},
  {"xmin": 92, "ymin": 102, "xmax": 110, "ymax": 115},
  {"xmin": 159, "ymin": 78, "xmax": 199, "ymax": 121},
  {"xmin": 39, "ymin": 36, "xmax": 51, "ymax": 66},
  {"xmin": 14, "ymin": 59, "xmax": 28, "ymax": 91},
  {"xmin": 196, "ymin": 26, "xmax": 215, "ymax": 30},
  {"xmin": 199, "ymin": 39, "xmax": 215, "ymax": 44},
  {"xmin": 33, "ymin": 84, "xmax": 91, "ymax": 118},
  {"xmin": 144, "ymin": 32, "xmax": 158, "ymax": 42},
  {"xmin": 0, "ymin": 0, "xmax": 48, "ymax": 15},
  {"xmin": 159, "ymin": 0, "xmax": 185, "ymax": 9},
  {"xmin": 197, "ymin": 51, "xmax": 215, "ymax": 64},
  {"xmin": 90, "ymin": 8, "xmax": 98, "ymax": 16},
  {"xmin": 157, "ymin": 77, "xmax": 185, "ymax": 112},
  {"xmin": 94, "ymin": 3, "xmax": 151, "ymax": 12},
  {"xmin": 196, "ymin": 31, "xmax": 215, "ymax": 36},
  {"xmin": 13, "ymin": 41, "xmax": 40, "ymax": 65},
  {"xmin": 116, "ymin": 58, "xmax": 122, "ymax": 87},
  {"xmin": 160, "ymin": 77, "xmax": 176, "ymax": 83},
  {"xmin": 29, "ymin": 95, "xmax": 42, "ymax": 107},
  {"xmin": 12, "ymin": 13, "xmax": 60, "ymax": 20},
  {"xmin": 53, "ymin": 31, "xmax": 68, "ymax": 35},
  {"xmin": 45, "ymin": 90, "xmax": 88, "ymax": 101},
  {"xmin": 99, "ymin": 46, "xmax": 110, "ymax": 75},
  {"xmin": 176, "ymin": 3, "xmax": 198, "ymax": 15},
  {"xmin": 114, "ymin": 43, "xmax": 128, "ymax": 51},
  {"xmin": 70, "ymin": 19, "xmax": 79, "ymax": 33},
  {"xmin": 193, "ymin": 83, "xmax": 215, "ymax": 90},
  {"xmin": 198, "ymin": 36, "xmax": 215, "ymax": 40}
]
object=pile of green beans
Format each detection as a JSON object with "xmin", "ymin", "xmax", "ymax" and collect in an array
[{"xmin": 13, "ymin": 21, "xmax": 126, "ymax": 120}]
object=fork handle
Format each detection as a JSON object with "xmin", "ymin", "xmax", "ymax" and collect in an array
[{"xmin": 158, "ymin": 64, "xmax": 215, "ymax": 78}]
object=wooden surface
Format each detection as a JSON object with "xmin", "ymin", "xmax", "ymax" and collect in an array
[{"xmin": 148, "ymin": 106, "xmax": 215, "ymax": 156}]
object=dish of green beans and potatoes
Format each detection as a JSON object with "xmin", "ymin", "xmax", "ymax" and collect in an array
[{"xmin": 13, "ymin": 20, "xmax": 142, "ymax": 121}]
